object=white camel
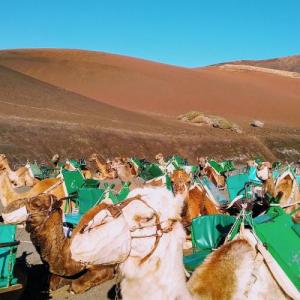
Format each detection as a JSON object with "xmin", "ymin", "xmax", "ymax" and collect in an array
[{"xmin": 116, "ymin": 188, "xmax": 292, "ymax": 300}]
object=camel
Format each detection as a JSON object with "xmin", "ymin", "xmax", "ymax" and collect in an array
[
  {"xmin": 3, "ymin": 170, "xmax": 293, "ymax": 299},
  {"xmin": 275, "ymin": 169, "xmax": 299, "ymax": 207},
  {"xmin": 2, "ymin": 195, "xmax": 115, "ymax": 293},
  {"xmin": 64, "ymin": 159, "xmax": 92, "ymax": 179},
  {"xmin": 51, "ymin": 154, "xmax": 60, "ymax": 167},
  {"xmin": 107, "ymin": 157, "xmax": 144, "ymax": 189},
  {"xmin": 0, "ymin": 154, "xmax": 36, "ymax": 187},
  {"xmin": 187, "ymin": 237, "xmax": 289, "ymax": 300},
  {"xmin": 257, "ymin": 163, "xmax": 299, "ymax": 220},
  {"xmin": 155, "ymin": 153, "xmax": 167, "ymax": 167},
  {"xmin": 115, "ymin": 188, "xmax": 290, "ymax": 300},
  {"xmin": 89, "ymin": 154, "xmax": 117, "ymax": 180},
  {"xmin": 0, "ymin": 171, "xmax": 65, "ymax": 208},
  {"xmin": 110, "ymin": 157, "xmax": 138, "ymax": 181},
  {"xmin": 148, "ymin": 169, "xmax": 220, "ymax": 226},
  {"xmin": 184, "ymin": 183, "xmax": 221, "ymax": 225},
  {"xmin": 197, "ymin": 157, "xmax": 226, "ymax": 189},
  {"xmin": 117, "ymin": 182, "xmax": 190, "ymax": 300}
]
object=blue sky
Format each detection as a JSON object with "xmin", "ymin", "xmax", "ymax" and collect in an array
[{"xmin": 0, "ymin": 0, "xmax": 299, "ymax": 67}]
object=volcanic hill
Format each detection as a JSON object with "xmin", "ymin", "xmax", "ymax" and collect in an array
[{"xmin": 0, "ymin": 49, "xmax": 299, "ymax": 163}]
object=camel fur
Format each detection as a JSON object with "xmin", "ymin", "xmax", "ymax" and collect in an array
[
  {"xmin": 0, "ymin": 154, "xmax": 36, "ymax": 187},
  {"xmin": 188, "ymin": 239, "xmax": 288, "ymax": 300},
  {"xmin": 257, "ymin": 164, "xmax": 299, "ymax": 219},
  {"xmin": 0, "ymin": 171, "xmax": 65, "ymax": 207},
  {"xmin": 119, "ymin": 186, "xmax": 191, "ymax": 300},
  {"xmin": 116, "ymin": 183, "xmax": 290, "ymax": 300},
  {"xmin": 89, "ymin": 153, "xmax": 117, "ymax": 180},
  {"xmin": 4, "ymin": 195, "xmax": 115, "ymax": 294}
]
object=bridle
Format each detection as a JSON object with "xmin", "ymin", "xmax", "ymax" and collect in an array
[{"xmin": 79, "ymin": 195, "xmax": 181, "ymax": 265}]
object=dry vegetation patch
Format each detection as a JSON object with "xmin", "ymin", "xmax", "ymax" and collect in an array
[{"xmin": 177, "ymin": 111, "xmax": 242, "ymax": 133}]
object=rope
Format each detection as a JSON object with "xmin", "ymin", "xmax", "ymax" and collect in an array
[
  {"xmin": 20, "ymin": 240, "xmax": 33, "ymax": 244},
  {"xmin": 43, "ymin": 179, "xmax": 63, "ymax": 194}
]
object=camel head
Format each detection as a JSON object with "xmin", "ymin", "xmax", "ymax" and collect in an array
[
  {"xmin": 171, "ymin": 169, "xmax": 191, "ymax": 197},
  {"xmin": 88, "ymin": 153, "xmax": 101, "ymax": 162},
  {"xmin": 110, "ymin": 157, "xmax": 126, "ymax": 170},
  {"xmin": 51, "ymin": 154, "xmax": 60, "ymax": 164},
  {"xmin": 197, "ymin": 157, "xmax": 207, "ymax": 168},
  {"xmin": 155, "ymin": 153, "xmax": 165, "ymax": 165},
  {"xmin": 256, "ymin": 162, "xmax": 272, "ymax": 181},
  {"xmin": 25, "ymin": 194, "xmax": 63, "ymax": 232},
  {"xmin": 111, "ymin": 157, "xmax": 135, "ymax": 180}
]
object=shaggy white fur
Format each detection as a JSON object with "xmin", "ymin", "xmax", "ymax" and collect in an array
[{"xmin": 120, "ymin": 186, "xmax": 192, "ymax": 300}]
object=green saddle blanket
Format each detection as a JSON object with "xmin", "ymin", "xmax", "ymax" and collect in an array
[{"xmin": 254, "ymin": 207, "xmax": 300, "ymax": 291}]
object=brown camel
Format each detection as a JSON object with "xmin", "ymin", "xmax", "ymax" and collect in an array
[
  {"xmin": 111, "ymin": 157, "xmax": 140, "ymax": 183},
  {"xmin": 184, "ymin": 184, "xmax": 221, "ymax": 224},
  {"xmin": 0, "ymin": 171, "xmax": 65, "ymax": 207},
  {"xmin": 0, "ymin": 154, "xmax": 37, "ymax": 187},
  {"xmin": 64, "ymin": 159, "xmax": 93, "ymax": 179},
  {"xmin": 147, "ymin": 170, "xmax": 220, "ymax": 226},
  {"xmin": 144, "ymin": 169, "xmax": 219, "ymax": 234},
  {"xmin": 197, "ymin": 157, "xmax": 226, "ymax": 189},
  {"xmin": 257, "ymin": 163, "xmax": 300, "ymax": 221},
  {"xmin": 89, "ymin": 154, "xmax": 117, "ymax": 180},
  {"xmin": 169, "ymin": 170, "xmax": 220, "ymax": 225},
  {"xmin": 3, "ymin": 195, "xmax": 115, "ymax": 293}
]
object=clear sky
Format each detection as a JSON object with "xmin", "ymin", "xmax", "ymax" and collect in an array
[{"xmin": 0, "ymin": 0, "xmax": 299, "ymax": 67}]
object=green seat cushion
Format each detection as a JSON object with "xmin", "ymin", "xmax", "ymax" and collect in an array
[
  {"xmin": 29, "ymin": 163, "xmax": 43, "ymax": 179},
  {"xmin": 191, "ymin": 215, "xmax": 236, "ymax": 250},
  {"xmin": 84, "ymin": 179, "xmax": 100, "ymax": 188},
  {"xmin": 199, "ymin": 177, "xmax": 228, "ymax": 206},
  {"xmin": 62, "ymin": 169, "xmax": 85, "ymax": 195},
  {"xmin": 208, "ymin": 160, "xmax": 235, "ymax": 174},
  {"xmin": 292, "ymin": 224, "xmax": 300, "ymax": 237},
  {"xmin": 226, "ymin": 167, "xmax": 261, "ymax": 202},
  {"xmin": 254, "ymin": 207, "xmax": 300, "ymax": 291},
  {"xmin": 78, "ymin": 188, "xmax": 104, "ymax": 214},
  {"xmin": 148, "ymin": 164, "xmax": 164, "ymax": 178},
  {"xmin": 0, "ymin": 225, "xmax": 18, "ymax": 288},
  {"xmin": 183, "ymin": 249, "xmax": 211, "ymax": 272}
]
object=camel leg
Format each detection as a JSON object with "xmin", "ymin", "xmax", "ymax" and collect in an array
[
  {"xmin": 49, "ymin": 273, "xmax": 71, "ymax": 290},
  {"xmin": 70, "ymin": 265, "xmax": 115, "ymax": 294}
]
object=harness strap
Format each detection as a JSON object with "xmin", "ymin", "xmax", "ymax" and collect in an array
[{"xmin": 43, "ymin": 179, "xmax": 63, "ymax": 194}]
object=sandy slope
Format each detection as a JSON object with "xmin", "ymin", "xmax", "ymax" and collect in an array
[
  {"xmin": 0, "ymin": 49, "xmax": 299, "ymax": 126},
  {"xmin": 222, "ymin": 54, "xmax": 300, "ymax": 73},
  {"xmin": 0, "ymin": 50, "xmax": 299, "ymax": 163}
]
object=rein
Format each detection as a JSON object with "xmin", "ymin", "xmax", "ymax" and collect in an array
[
  {"xmin": 110, "ymin": 196, "xmax": 179, "ymax": 265},
  {"xmin": 43, "ymin": 179, "xmax": 63, "ymax": 194}
]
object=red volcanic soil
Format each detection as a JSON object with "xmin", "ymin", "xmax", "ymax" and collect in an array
[
  {"xmin": 222, "ymin": 54, "xmax": 300, "ymax": 73},
  {"xmin": 0, "ymin": 49, "xmax": 299, "ymax": 126}
]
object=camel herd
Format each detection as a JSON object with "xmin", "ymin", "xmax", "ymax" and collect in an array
[{"xmin": 0, "ymin": 153, "xmax": 300, "ymax": 299}]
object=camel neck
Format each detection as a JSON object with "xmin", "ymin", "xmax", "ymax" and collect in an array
[
  {"xmin": 0, "ymin": 173, "xmax": 22, "ymax": 206},
  {"xmin": 95, "ymin": 158, "xmax": 106, "ymax": 172},
  {"xmin": 0, "ymin": 159, "xmax": 12, "ymax": 173},
  {"xmin": 263, "ymin": 177, "xmax": 276, "ymax": 197},
  {"xmin": 30, "ymin": 210, "xmax": 66, "ymax": 263}
]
